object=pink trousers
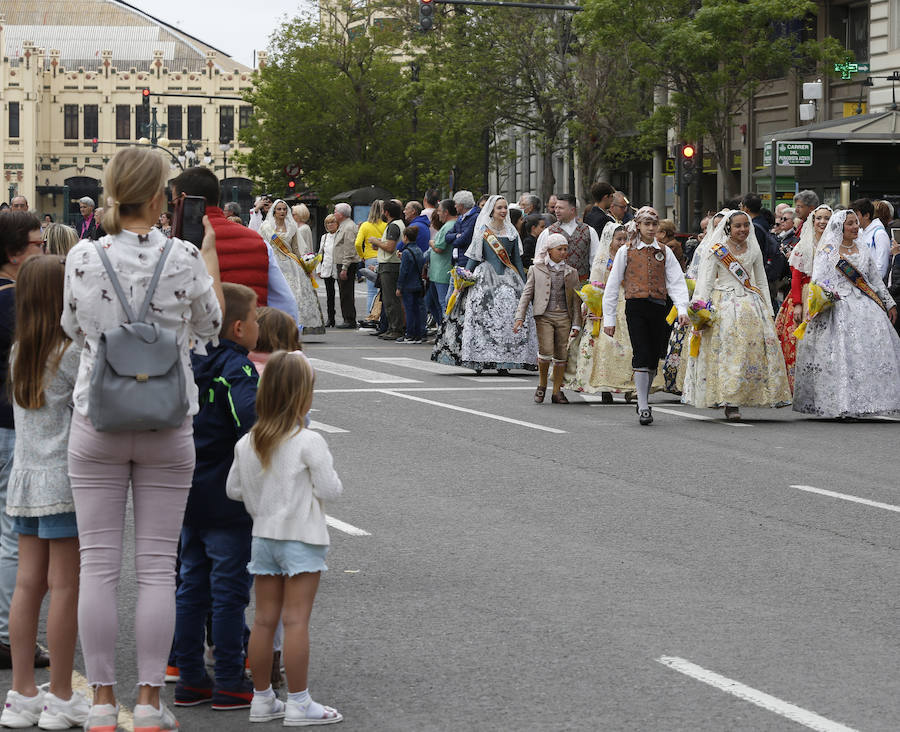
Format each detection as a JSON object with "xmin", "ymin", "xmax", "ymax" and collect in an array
[{"xmin": 68, "ymin": 412, "xmax": 194, "ymax": 687}]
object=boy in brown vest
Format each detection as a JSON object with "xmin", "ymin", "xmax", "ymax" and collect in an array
[{"xmin": 601, "ymin": 207, "xmax": 690, "ymax": 425}]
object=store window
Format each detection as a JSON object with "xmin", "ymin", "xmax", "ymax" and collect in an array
[{"xmin": 830, "ymin": 2, "xmax": 869, "ymax": 62}]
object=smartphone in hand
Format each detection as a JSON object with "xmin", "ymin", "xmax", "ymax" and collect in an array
[{"xmin": 173, "ymin": 195, "xmax": 206, "ymax": 247}]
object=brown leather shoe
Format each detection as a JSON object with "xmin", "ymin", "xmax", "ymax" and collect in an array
[
  {"xmin": 534, "ymin": 386, "xmax": 546, "ymax": 403},
  {"xmin": 0, "ymin": 641, "xmax": 49, "ymax": 669},
  {"xmin": 551, "ymin": 391, "xmax": 569, "ymax": 404}
]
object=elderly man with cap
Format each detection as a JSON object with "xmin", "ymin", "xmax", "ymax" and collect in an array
[{"xmin": 75, "ymin": 196, "xmax": 104, "ymax": 241}]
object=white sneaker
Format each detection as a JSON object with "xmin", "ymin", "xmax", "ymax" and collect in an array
[
  {"xmin": 249, "ymin": 693, "xmax": 285, "ymax": 723},
  {"xmin": 283, "ymin": 697, "xmax": 342, "ymax": 726},
  {"xmin": 38, "ymin": 690, "xmax": 90, "ymax": 730},
  {"xmin": 1, "ymin": 686, "xmax": 47, "ymax": 728}
]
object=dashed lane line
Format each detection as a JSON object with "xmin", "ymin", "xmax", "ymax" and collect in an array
[
  {"xmin": 789, "ymin": 484, "xmax": 900, "ymax": 514},
  {"xmin": 378, "ymin": 390, "xmax": 566, "ymax": 433},
  {"xmin": 657, "ymin": 656, "xmax": 858, "ymax": 732},
  {"xmin": 309, "ymin": 420, "xmax": 349, "ymax": 434},
  {"xmin": 651, "ymin": 407, "xmax": 752, "ymax": 427},
  {"xmin": 325, "ymin": 515, "xmax": 371, "ymax": 536},
  {"xmin": 316, "ymin": 386, "xmax": 536, "ymax": 393}
]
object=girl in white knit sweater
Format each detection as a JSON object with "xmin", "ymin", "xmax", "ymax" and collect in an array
[{"xmin": 226, "ymin": 351, "xmax": 344, "ymax": 726}]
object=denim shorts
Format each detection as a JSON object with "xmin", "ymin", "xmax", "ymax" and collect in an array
[
  {"xmin": 12, "ymin": 512, "xmax": 78, "ymax": 539},
  {"xmin": 247, "ymin": 537, "xmax": 328, "ymax": 576}
]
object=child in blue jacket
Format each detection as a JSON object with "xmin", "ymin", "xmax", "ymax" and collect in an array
[
  {"xmin": 173, "ymin": 283, "xmax": 260, "ymax": 710},
  {"xmin": 397, "ymin": 226, "xmax": 426, "ymax": 343}
]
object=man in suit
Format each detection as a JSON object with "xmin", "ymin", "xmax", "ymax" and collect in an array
[
  {"xmin": 444, "ymin": 190, "xmax": 480, "ymax": 266},
  {"xmin": 332, "ymin": 202, "xmax": 361, "ymax": 328},
  {"xmin": 75, "ymin": 197, "xmax": 105, "ymax": 240}
]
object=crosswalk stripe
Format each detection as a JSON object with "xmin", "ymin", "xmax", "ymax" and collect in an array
[
  {"xmin": 307, "ymin": 357, "xmax": 421, "ymax": 384},
  {"xmin": 458, "ymin": 376, "xmax": 529, "ymax": 383},
  {"xmin": 363, "ymin": 356, "xmax": 471, "ymax": 375},
  {"xmin": 325, "ymin": 515, "xmax": 371, "ymax": 536},
  {"xmin": 652, "ymin": 406, "xmax": 752, "ymax": 427}
]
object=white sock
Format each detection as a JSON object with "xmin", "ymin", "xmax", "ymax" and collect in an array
[
  {"xmin": 634, "ymin": 371, "xmax": 650, "ymax": 411},
  {"xmin": 133, "ymin": 703, "xmax": 160, "ymax": 715},
  {"xmin": 254, "ymin": 686, "xmax": 275, "ymax": 699},
  {"xmin": 288, "ymin": 689, "xmax": 330, "ymax": 718},
  {"xmin": 288, "ymin": 690, "xmax": 311, "ymax": 705}
]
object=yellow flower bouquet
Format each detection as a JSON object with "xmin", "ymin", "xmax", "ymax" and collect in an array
[
  {"xmin": 793, "ymin": 283, "xmax": 841, "ymax": 340},
  {"xmin": 445, "ymin": 266, "xmax": 477, "ymax": 316},
  {"xmin": 576, "ymin": 281, "xmax": 606, "ymax": 337},
  {"xmin": 300, "ymin": 252, "xmax": 322, "ymax": 289},
  {"xmin": 666, "ymin": 278, "xmax": 696, "ymax": 324},
  {"xmin": 687, "ymin": 299, "xmax": 716, "ymax": 357}
]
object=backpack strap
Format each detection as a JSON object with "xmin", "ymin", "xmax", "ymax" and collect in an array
[{"xmin": 93, "ymin": 239, "xmax": 174, "ymax": 324}]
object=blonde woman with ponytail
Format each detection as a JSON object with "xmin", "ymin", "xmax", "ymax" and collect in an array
[{"xmin": 62, "ymin": 146, "xmax": 224, "ymax": 732}]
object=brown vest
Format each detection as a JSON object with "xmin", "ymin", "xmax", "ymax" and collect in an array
[
  {"xmin": 624, "ymin": 245, "xmax": 668, "ymax": 301},
  {"xmin": 549, "ymin": 221, "xmax": 592, "ymax": 280}
]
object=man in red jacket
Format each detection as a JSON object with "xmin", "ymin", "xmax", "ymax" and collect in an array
[{"xmin": 171, "ymin": 169, "xmax": 298, "ymax": 324}]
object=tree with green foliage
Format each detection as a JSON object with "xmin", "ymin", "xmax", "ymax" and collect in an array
[{"xmin": 579, "ymin": 0, "xmax": 843, "ymax": 197}]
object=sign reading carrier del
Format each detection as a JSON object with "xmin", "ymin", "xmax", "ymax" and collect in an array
[{"xmin": 764, "ymin": 141, "xmax": 814, "ymax": 167}]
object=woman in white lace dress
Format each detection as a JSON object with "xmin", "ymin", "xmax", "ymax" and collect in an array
[
  {"xmin": 260, "ymin": 200, "xmax": 325, "ymax": 335},
  {"xmin": 793, "ymin": 209, "xmax": 900, "ymax": 417}
]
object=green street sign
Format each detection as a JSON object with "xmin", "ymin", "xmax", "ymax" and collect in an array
[
  {"xmin": 834, "ymin": 61, "xmax": 870, "ymax": 79},
  {"xmin": 764, "ymin": 141, "xmax": 813, "ymax": 167}
]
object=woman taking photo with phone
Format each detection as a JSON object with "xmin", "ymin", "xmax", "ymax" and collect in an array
[{"xmin": 62, "ymin": 146, "xmax": 224, "ymax": 732}]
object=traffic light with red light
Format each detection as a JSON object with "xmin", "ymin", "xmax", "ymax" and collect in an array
[
  {"xmin": 91, "ymin": 137, "xmax": 98, "ymax": 153},
  {"xmin": 419, "ymin": 0, "xmax": 434, "ymax": 32},
  {"xmin": 287, "ymin": 179, "xmax": 296, "ymax": 196},
  {"xmin": 680, "ymin": 143, "xmax": 698, "ymax": 185},
  {"xmin": 141, "ymin": 88, "xmax": 150, "ymax": 126}
]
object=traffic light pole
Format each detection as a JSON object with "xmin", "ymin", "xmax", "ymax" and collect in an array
[{"xmin": 91, "ymin": 139, "xmax": 184, "ymax": 170}]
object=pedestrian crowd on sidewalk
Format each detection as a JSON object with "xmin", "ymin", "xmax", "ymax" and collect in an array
[{"xmin": 0, "ymin": 147, "xmax": 345, "ymax": 731}]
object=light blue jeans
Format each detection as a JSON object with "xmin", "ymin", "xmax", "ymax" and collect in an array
[
  {"xmin": 364, "ymin": 257, "xmax": 379, "ymax": 314},
  {"xmin": 0, "ymin": 427, "xmax": 17, "ymax": 644}
]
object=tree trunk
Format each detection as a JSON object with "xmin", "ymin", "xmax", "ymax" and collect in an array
[{"xmin": 540, "ymin": 144, "xmax": 555, "ymax": 207}]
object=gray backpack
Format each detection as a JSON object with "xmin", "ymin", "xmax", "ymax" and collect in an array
[{"xmin": 87, "ymin": 239, "xmax": 189, "ymax": 432}]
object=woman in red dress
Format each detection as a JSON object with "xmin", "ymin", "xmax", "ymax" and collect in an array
[{"xmin": 774, "ymin": 204, "xmax": 832, "ymax": 391}]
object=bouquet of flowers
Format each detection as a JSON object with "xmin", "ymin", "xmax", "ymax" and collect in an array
[
  {"xmin": 577, "ymin": 281, "xmax": 606, "ymax": 337},
  {"xmin": 445, "ymin": 266, "xmax": 477, "ymax": 316},
  {"xmin": 793, "ymin": 283, "xmax": 840, "ymax": 340},
  {"xmin": 666, "ymin": 278, "xmax": 696, "ymax": 324},
  {"xmin": 300, "ymin": 252, "xmax": 322, "ymax": 288},
  {"xmin": 687, "ymin": 299, "xmax": 716, "ymax": 358}
]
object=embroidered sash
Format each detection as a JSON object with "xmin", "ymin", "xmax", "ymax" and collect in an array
[
  {"xmin": 711, "ymin": 244, "xmax": 762, "ymax": 298},
  {"xmin": 269, "ymin": 232, "xmax": 304, "ymax": 268},
  {"xmin": 835, "ymin": 257, "xmax": 886, "ymax": 311},
  {"xmin": 483, "ymin": 230, "xmax": 519, "ymax": 276}
]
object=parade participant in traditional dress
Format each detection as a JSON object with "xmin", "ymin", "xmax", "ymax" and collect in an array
[
  {"xmin": 661, "ymin": 211, "xmax": 726, "ymax": 394},
  {"xmin": 260, "ymin": 200, "xmax": 325, "ymax": 335},
  {"xmin": 515, "ymin": 233, "xmax": 582, "ymax": 403},
  {"xmin": 453, "ymin": 195, "xmax": 537, "ymax": 373},
  {"xmin": 793, "ymin": 209, "xmax": 900, "ymax": 417},
  {"xmin": 534, "ymin": 194, "xmax": 600, "ymax": 281},
  {"xmin": 602, "ymin": 207, "xmax": 690, "ymax": 425},
  {"xmin": 567, "ymin": 222, "xmax": 639, "ymax": 401},
  {"xmin": 773, "ymin": 204, "xmax": 831, "ymax": 392},
  {"xmin": 682, "ymin": 210, "xmax": 791, "ymax": 420}
]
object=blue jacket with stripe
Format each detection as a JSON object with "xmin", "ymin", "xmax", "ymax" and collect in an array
[{"xmin": 186, "ymin": 338, "xmax": 258, "ymax": 528}]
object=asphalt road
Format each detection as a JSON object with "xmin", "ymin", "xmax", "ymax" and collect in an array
[{"xmin": 4, "ymin": 287, "xmax": 900, "ymax": 731}]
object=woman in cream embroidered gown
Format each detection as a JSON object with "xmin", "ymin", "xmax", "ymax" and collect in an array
[
  {"xmin": 793, "ymin": 209, "xmax": 900, "ymax": 417},
  {"xmin": 566, "ymin": 222, "xmax": 639, "ymax": 397},
  {"xmin": 260, "ymin": 199, "xmax": 325, "ymax": 334},
  {"xmin": 682, "ymin": 210, "xmax": 791, "ymax": 418}
]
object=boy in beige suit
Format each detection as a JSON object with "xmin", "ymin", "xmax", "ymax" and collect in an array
[{"xmin": 514, "ymin": 233, "xmax": 582, "ymax": 403}]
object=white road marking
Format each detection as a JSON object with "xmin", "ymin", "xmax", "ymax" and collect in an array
[
  {"xmin": 871, "ymin": 415, "xmax": 900, "ymax": 422},
  {"xmin": 307, "ymin": 357, "xmax": 420, "ymax": 384},
  {"xmin": 325, "ymin": 515, "xmax": 371, "ymax": 536},
  {"xmin": 657, "ymin": 657, "xmax": 858, "ymax": 732},
  {"xmin": 652, "ymin": 407, "xmax": 752, "ymax": 427},
  {"xmin": 317, "ymin": 386, "xmax": 537, "ymax": 393},
  {"xmin": 309, "ymin": 420, "xmax": 349, "ymax": 434},
  {"xmin": 363, "ymin": 356, "xmax": 471, "ymax": 375},
  {"xmin": 458, "ymin": 376, "xmax": 532, "ymax": 383},
  {"xmin": 789, "ymin": 484, "xmax": 900, "ymax": 514},
  {"xmin": 379, "ymin": 390, "xmax": 566, "ymax": 433}
]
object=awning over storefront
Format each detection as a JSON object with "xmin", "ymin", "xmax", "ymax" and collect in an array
[{"xmin": 762, "ymin": 111, "xmax": 900, "ymax": 144}]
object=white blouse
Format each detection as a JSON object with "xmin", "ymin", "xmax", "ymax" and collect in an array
[{"xmin": 62, "ymin": 228, "xmax": 222, "ymax": 417}]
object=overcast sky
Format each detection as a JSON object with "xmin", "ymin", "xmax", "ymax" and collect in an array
[{"xmin": 126, "ymin": 0, "xmax": 313, "ymax": 68}]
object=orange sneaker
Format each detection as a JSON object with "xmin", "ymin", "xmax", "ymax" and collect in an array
[{"xmin": 165, "ymin": 665, "xmax": 180, "ymax": 683}]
